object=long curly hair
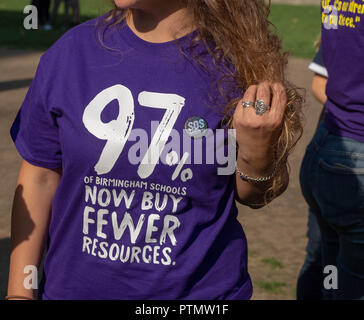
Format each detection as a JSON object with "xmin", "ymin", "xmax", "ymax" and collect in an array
[{"xmin": 100, "ymin": 0, "xmax": 304, "ymax": 204}]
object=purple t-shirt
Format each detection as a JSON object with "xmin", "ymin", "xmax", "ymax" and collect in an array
[
  {"xmin": 10, "ymin": 16, "xmax": 252, "ymax": 300},
  {"xmin": 321, "ymin": 0, "xmax": 364, "ymax": 142}
]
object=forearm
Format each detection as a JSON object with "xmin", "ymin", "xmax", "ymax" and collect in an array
[
  {"xmin": 7, "ymin": 161, "xmax": 61, "ymax": 299},
  {"xmin": 311, "ymin": 74, "xmax": 328, "ymax": 105}
]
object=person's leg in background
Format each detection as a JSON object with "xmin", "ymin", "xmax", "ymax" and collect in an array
[
  {"xmin": 64, "ymin": 0, "xmax": 71, "ymax": 25},
  {"xmin": 335, "ymin": 216, "xmax": 364, "ymax": 299},
  {"xmin": 310, "ymin": 209, "xmax": 339, "ymax": 300},
  {"xmin": 31, "ymin": 0, "xmax": 41, "ymax": 24},
  {"xmin": 297, "ymin": 208, "xmax": 323, "ymax": 300},
  {"xmin": 299, "ymin": 122, "xmax": 340, "ymax": 300},
  {"xmin": 51, "ymin": 0, "xmax": 63, "ymax": 25},
  {"xmin": 71, "ymin": 0, "xmax": 80, "ymax": 26},
  {"xmin": 38, "ymin": 0, "xmax": 52, "ymax": 29},
  {"xmin": 311, "ymin": 132, "xmax": 364, "ymax": 299},
  {"xmin": 298, "ymin": 120, "xmax": 329, "ymax": 300}
]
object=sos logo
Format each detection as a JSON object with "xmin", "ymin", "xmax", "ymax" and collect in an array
[{"xmin": 184, "ymin": 116, "xmax": 209, "ymax": 139}]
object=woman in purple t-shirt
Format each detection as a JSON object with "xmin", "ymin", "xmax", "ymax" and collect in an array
[{"xmin": 7, "ymin": 0, "xmax": 303, "ymax": 300}]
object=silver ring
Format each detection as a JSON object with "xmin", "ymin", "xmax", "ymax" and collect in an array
[
  {"xmin": 255, "ymin": 100, "xmax": 268, "ymax": 116},
  {"xmin": 242, "ymin": 101, "xmax": 254, "ymax": 108}
]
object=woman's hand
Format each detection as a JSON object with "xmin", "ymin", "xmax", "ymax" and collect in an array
[
  {"xmin": 232, "ymin": 81, "xmax": 288, "ymax": 207},
  {"xmin": 233, "ymin": 81, "xmax": 287, "ymax": 175}
]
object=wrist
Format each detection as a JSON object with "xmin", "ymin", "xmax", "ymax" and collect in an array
[
  {"xmin": 237, "ymin": 150, "xmax": 276, "ymax": 177},
  {"xmin": 5, "ymin": 294, "xmax": 35, "ymax": 300},
  {"xmin": 7, "ymin": 283, "xmax": 36, "ymax": 300}
]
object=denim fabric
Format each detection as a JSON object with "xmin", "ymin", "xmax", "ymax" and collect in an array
[
  {"xmin": 297, "ymin": 208, "xmax": 323, "ymax": 300},
  {"xmin": 299, "ymin": 122, "xmax": 364, "ymax": 300}
]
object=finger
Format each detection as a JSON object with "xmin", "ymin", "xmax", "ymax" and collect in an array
[
  {"xmin": 241, "ymin": 85, "xmax": 258, "ymax": 112},
  {"xmin": 255, "ymin": 81, "xmax": 271, "ymax": 115},
  {"xmin": 270, "ymin": 82, "xmax": 287, "ymax": 118}
]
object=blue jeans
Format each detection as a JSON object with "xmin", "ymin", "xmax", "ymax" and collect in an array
[
  {"xmin": 297, "ymin": 208, "xmax": 323, "ymax": 300},
  {"xmin": 299, "ymin": 122, "xmax": 364, "ymax": 300}
]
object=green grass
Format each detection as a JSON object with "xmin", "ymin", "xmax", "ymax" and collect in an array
[
  {"xmin": 0, "ymin": 0, "xmax": 108, "ymax": 14},
  {"xmin": 269, "ymin": 4, "xmax": 321, "ymax": 59},
  {"xmin": 261, "ymin": 257, "xmax": 284, "ymax": 269},
  {"xmin": 256, "ymin": 280, "xmax": 288, "ymax": 294},
  {"xmin": 0, "ymin": 1, "xmax": 320, "ymax": 58},
  {"xmin": 0, "ymin": 0, "xmax": 112, "ymax": 50},
  {"xmin": 248, "ymin": 250, "xmax": 259, "ymax": 257}
]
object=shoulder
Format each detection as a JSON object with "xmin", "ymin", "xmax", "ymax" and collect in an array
[{"xmin": 40, "ymin": 14, "xmax": 111, "ymax": 67}]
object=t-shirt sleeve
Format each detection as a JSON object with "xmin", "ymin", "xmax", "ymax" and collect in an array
[
  {"xmin": 308, "ymin": 46, "xmax": 328, "ymax": 78},
  {"xmin": 10, "ymin": 60, "xmax": 62, "ymax": 169}
]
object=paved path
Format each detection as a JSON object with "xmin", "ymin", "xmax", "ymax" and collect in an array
[{"xmin": 0, "ymin": 48, "xmax": 322, "ymax": 299}]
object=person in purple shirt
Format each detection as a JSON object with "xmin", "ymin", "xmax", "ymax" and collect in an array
[
  {"xmin": 300, "ymin": 1, "xmax": 364, "ymax": 299},
  {"xmin": 6, "ymin": 0, "xmax": 303, "ymax": 300}
]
